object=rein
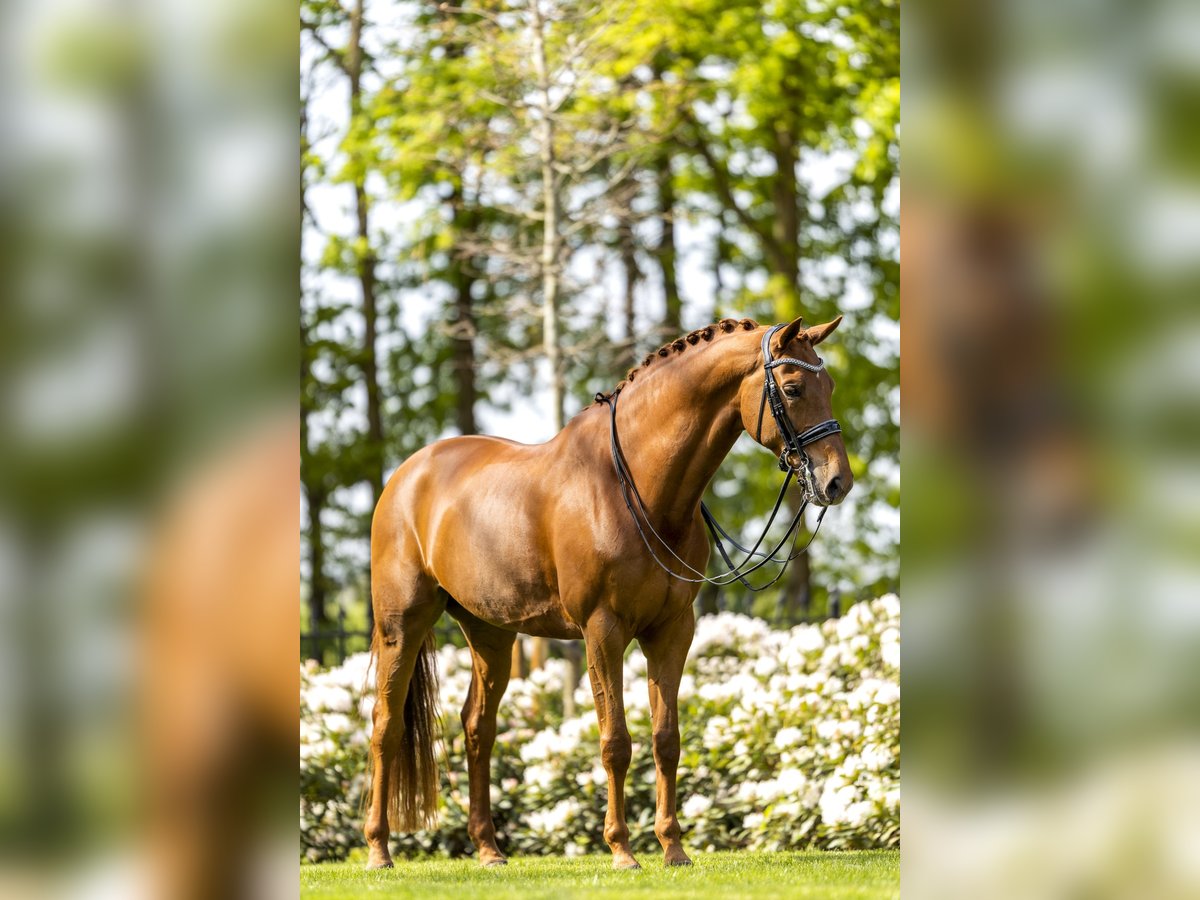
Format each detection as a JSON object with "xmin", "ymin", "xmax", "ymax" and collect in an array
[{"xmin": 599, "ymin": 323, "xmax": 841, "ymax": 591}]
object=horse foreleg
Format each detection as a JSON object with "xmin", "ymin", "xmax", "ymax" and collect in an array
[
  {"xmin": 458, "ymin": 619, "xmax": 516, "ymax": 867},
  {"xmin": 585, "ymin": 611, "xmax": 639, "ymax": 869},
  {"xmin": 641, "ymin": 607, "xmax": 695, "ymax": 866}
]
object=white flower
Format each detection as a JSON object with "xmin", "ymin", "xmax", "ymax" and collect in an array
[
  {"xmin": 520, "ymin": 726, "xmax": 579, "ymax": 762},
  {"xmin": 873, "ymin": 681, "xmax": 900, "ymax": 705},
  {"xmin": 843, "ymin": 800, "xmax": 874, "ymax": 828},
  {"xmin": 819, "ymin": 780, "xmax": 859, "ymax": 826},
  {"xmin": 861, "ymin": 743, "xmax": 894, "ymax": 771},
  {"xmin": 792, "ymin": 624, "xmax": 825, "ymax": 654},
  {"xmin": 882, "ymin": 641, "xmax": 900, "ymax": 670},
  {"xmin": 698, "ymin": 682, "xmax": 725, "ymax": 702},
  {"xmin": 626, "ymin": 684, "xmax": 650, "ymax": 711},
  {"xmin": 704, "ymin": 716, "xmax": 730, "ymax": 745},
  {"xmin": 300, "ymin": 594, "xmax": 903, "ymax": 860},
  {"xmin": 775, "ymin": 726, "xmax": 804, "ymax": 749},
  {"xmin": 527, "ymin": 799, "xmax": 579, "ymax": 833},
  {"xmin": 523, "ymin": 763, "xmax": 556, "ymax": 789},
  {"xmin": 307, "ymin": 684, "xmax": 353, "ymax": 713},
  {"xmin": 357, "ymin": 695, "xmax": 375, "ymax": 720},
  {"xmin": 775, "ymin": 768, "xmax": 808, "ymax": 796},
  {"xmin": 678, "ymin": 675, "xmax": 696, "ymax": 701},
  {"xmin": 877, "ymin": 593, "xmax": 900, "ymax": 620}
]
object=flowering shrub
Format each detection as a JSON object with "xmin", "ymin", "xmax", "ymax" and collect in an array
[{"xmin": 300, "ymin": 595, "xmax": 899, "ymax": 862}]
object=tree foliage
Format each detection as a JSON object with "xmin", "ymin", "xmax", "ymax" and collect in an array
[{"xmin": 300, "ymin": 0, "xmax": 899, "ymax": 659}]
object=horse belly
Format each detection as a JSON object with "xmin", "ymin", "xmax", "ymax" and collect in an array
[{"xmin": 427, "ymin": 511, "xmax": 581, "ymax": 639}]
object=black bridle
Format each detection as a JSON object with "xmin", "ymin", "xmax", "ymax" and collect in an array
[
  {"xmin": 598, "ymin": 323, "xmax": 842, "ymax": 591},
  {"xmin": 754, "ymin": 323, "xmax": 842, "ymax": 498}
]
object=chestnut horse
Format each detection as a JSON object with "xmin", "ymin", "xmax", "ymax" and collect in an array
[{"xmin": 364, "ymin": 315, "xmax": 852, "ymax": 870}]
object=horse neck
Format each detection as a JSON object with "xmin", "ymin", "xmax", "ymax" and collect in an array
[{"xmin": 611, "ymin": 337, "xmax": 758, "ymax": 531}]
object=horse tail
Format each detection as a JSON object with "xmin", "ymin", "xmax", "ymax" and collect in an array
[{"xmin": 373, "ymin": 628, "xmax": 443, "ymax": 833}]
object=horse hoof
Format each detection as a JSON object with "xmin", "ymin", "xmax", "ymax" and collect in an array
[
  {"xmin": 666, "ymin": 856, "xmax": 693, "ymax": 867},
  {"xmin": 614, "ymin": 858, "xmax": 642, "ymax": 871},
  {"xmin": 365, "ymin": 859, "xmax": 394, "ymax": 871},
  {"xmin": 482, "ymin": 858, "xmax": 508, "ymax": 867}
]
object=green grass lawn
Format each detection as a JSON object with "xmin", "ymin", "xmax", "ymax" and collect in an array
[{"xmin": 300, "ymin": 850, "xmax": 899, "ymax": 899}]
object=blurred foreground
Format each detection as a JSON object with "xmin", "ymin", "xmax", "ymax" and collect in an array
[
  {"xmin": 904, "ymin": 0, "xmax": 1200, "ymax": 897},
  {"xmin": 2, "ymin": 0, "xmax": 1198, "ymax": 897},
  {"xmin": 0, "ymin": 0, "xmax": 298, "ymax": 897}
]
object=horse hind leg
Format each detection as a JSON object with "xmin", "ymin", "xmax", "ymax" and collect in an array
[
  {"xmin": 363, "ymin": 558, "xmax": 445, "ymax": 870},
  {"xmin": 449, "ymin": 602, "xmax": 516, "ymax": 867}
]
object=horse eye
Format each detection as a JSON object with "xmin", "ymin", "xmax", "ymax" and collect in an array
[{"xmin": 783, "ymin": 385, "xmax": 803, "ymax": 399}]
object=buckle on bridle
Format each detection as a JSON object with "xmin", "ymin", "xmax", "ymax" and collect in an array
[{"xmin": 780, "ymin": 446, "xmax": 817, "ymax": 500}]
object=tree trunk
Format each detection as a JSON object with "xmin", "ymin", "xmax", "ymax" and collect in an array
[
  {"xmin": 532, "ymin": 6, "xmax": 563, "ymax": 432},
  {"xmin": 304, "ymin": 485, "xmax": 332, "ymax": 662},
  {"xmin": 650, "ymin": 61, "xmax": 681, "ymax": 337},
  {"xmin": 618, "ymin": 212, "xmax": 640, "ymax": 367},
  {"xmin": 348, "ymin": 0, "xmax": 381, "ymax": 636},
  {"xmin": 300, "ymin": 313, "xmax": 332, "ymax": 662},
  {"xmin": 449, "ymin": 184, "xmax": 478, "ymax": 435},
  {"xmin": 300, "ymin": 102, "xmax": 332, "ymax": 660},
  {"xmin": 511, "ymin": 638, "xmax": 527, "ymax": 680},
  {"xmin": 562, "ymin": 643, "xmax": 581, "ymax": 719},
  {"xmin": 528, "ymin": 5, "xmax": 560, "ymax": 672},
  {"xmin": 767, "ymin": 113, "xmax": 813, "ymax": 617},
  {"xmin": 780, "ymin": 546, "xmax": 811, "ymax": 624},
  {"xmin": 655, "ymin": 149, "xmax": 681, "ymax": 337},
  {"xmin": 440, "ymin": 15, "xmax": 478, "ymax": 437},
  {"xmin": 770, "ymin": 120, "xmax": 801, "ymax": 292}
]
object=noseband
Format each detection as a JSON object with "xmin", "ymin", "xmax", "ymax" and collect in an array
[{"xmin": 599, "ymin": 323, "xmax": 842, "ymax": 592}]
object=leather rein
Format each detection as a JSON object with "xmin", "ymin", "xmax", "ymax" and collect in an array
[{"xmin": 599, "ymin": 323, "xmax": 841, "ymax": 591}]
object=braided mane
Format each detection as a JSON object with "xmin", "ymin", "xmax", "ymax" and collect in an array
[{"xmin": 593, "ymin": 317, "xmax": 759, "ymax": 404}]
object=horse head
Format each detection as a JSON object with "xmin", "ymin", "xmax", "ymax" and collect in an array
[{"xmin": 737, "ymin": 315, "xmax": 854, "ymax": 506}]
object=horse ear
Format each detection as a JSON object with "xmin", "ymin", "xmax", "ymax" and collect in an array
[
  {"xmin": 804, "ymin": 315, "xmax": 843, "ymax": 346},
  {"xmin": 773, "ymin": 315, "xmax": 806, "ymax": 353}
]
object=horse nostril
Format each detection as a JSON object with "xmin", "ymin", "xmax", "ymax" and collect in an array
[{"xmin": 827, "ymin": 475, "xmax": 844, "ymax": 501}]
